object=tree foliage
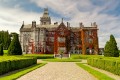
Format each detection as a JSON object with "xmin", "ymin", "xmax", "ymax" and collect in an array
[
  {"xmin": 3, "ymin": 31, "xmax": 11, "ymax": 49},
  {"xmin": 8, "ymin": 33, "xmax": 22, "ymax": 55},
  {"xmin": 0, "ymin": 31, "xmax": 11, "ymax": 50},
  {"xmin": 104, "ymin": 34, "xmax": 119, "ymax": 57},
  {"xmin": 0, "ymin": 44, "xmax": 3, "ymax": 55}
]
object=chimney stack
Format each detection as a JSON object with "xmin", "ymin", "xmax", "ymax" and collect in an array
[
  {"xmin": 32, "ymin": 21, "xmax": 36, "ymax": 28},
  {"xmin": 91, "ymin": 22, "xmax": 97, "ymax": 27},
  {"xmin": 67, "ymin": 22, "xmax": 69, "ymax": 27},
  {"xmin": 54, "ymin": 22, "xmax": 58, "ymax": 25},
  {"xmin": 80, "ymin": 22, "xmax": 84, "ymax": 28}
]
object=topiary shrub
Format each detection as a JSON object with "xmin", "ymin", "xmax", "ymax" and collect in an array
[{"xmin": 8, "ymin": 34, "xmax": 22, "ymax": 55}]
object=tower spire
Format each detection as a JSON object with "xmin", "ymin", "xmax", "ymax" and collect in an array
[
  {"xmin": 43, "ymin": 8, "xmax": 49, "ymax": 17},
  {"xmin": 40, "ymin": 8, "xmax": 51, "ymax": 25},
  {"xmin": 62, "ymin": 18, "xmax": 63, "ymax": 23},
  {"xmin": 23, "ymin": 21, "xmax": 24, "ymax": 26}
]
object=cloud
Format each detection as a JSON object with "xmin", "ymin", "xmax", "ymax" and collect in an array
[
  {"xmin": 0, "ymin": 5, "xmax": 42, "ymax": 33},
  {"xmin": 0, "ymin": 0, "xmax": 120, "ymax": 48}
]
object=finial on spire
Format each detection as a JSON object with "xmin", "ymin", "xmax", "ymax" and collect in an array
[
  {"xmin": 23, "ymin": 21, "xmax": 24, "ymax": 25},
  {"xmin": 62, "ymin": 18, "xmax": 63, "ymax": 23}
]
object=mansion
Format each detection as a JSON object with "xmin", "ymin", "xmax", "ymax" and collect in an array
[{"xmin": 20, "ymin": 8, "xmax": 99, "ymax": 55}]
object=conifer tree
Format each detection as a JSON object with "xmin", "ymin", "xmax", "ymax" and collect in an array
[
  {"xmin": 0, "ymin": 31, "xmax": 4, "ymax": 44},
  {"xmin": 104, "ymin": 35, "xmax": 119, "ymax": 57},
  {"xmin": 8, "ymin": 34, "xmax": 22, "ymax": 55},
  {"xmin": 104, "ymin": 41, "xmax": 110, "ymax": 56},
  {"xmin": 0, "ymin": 44, "xmax": 3, "ymax": 55},
  {"xmin": 4, "ymin": 31, "xmax": 11, "ymax": 49}
]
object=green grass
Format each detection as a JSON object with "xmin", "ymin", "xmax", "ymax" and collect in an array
[
  {"xmin": 76, "ymin": 63, "xmax": 114, "ymax": 80},
  {"xmin": 42, "ymin": 58, "xmax": 81, "ymax": 62},
  {"xmin": 71, "ymin": 54, "xmax": 104, "ymax": 59},
  {"xmin": 3, "ymin": 50, "xmax": 8, "ymax": 55},
  {"xmin": 0, "ymin": 55, "xmax": 38, "ymax": 61},
  {"xmin": 24, "ymin": 54, "xmax": 54, "ymax": 59},
  {"xmin": 0, "ymin": 56, "xmax": 33, "ymax": 61},
  {"xmin": 71, "ymin": 54, "xmax": 120, "ymax": 60},
  {"xmin": 0, "ymin": 63, "xmax": 46, "ymax": 80}
]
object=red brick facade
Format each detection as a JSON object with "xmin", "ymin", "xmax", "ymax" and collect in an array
[{"xmin": 45, "ymin": 22, "xmax": 99, "ymax": 55}]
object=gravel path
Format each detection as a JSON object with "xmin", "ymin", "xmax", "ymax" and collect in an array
[{"xmin": 17, "ymin": 62, "xmax": 97, "ymax": 80}]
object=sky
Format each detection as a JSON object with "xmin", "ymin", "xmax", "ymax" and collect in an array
[{"xmin": 0, "ymin": 0, "xmax": 120, "ymax": 48}]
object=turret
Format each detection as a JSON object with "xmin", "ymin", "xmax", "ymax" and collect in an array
[{"xmin": 40, "ymin": 8, "xmax": 51, "ymax": 25}]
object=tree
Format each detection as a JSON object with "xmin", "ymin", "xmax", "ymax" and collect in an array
[
  {"xmin": 8, "ymin": 34, "xmax": 22, "ymax": 55},
  {"xmin": 3, "ymin": 31, "xmax": 11, "ymax": 50},
  {"xmin": 104, "ymin": 41, "xmax": 110, "ymax": 56},
  {"xmin": 0, "ymin": 31, "xmax": 11, "ymax": 50},
  {"xmin": 104, "ymin": 35, "xmax": 119, "ymax": 57},
  {"xmin": 0, "ymin": 44, "xmax": 4, "ymax": 55},
  {"xmin": 0, "ymin": 31, "xmax": 4, "ymax": 44}
]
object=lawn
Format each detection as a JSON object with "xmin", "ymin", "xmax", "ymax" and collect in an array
[
  {"xmin": 71, "ymin": 54, "xmax": 120, "ymax": 60},
  {"xmin": 42, "ymin": 58, "xmax": 81, "ymax": 62},
  {"xmin": 0, "ymin": 63, "xmax": 46, "ymax": 80},
  {"xmin": 24, "ymin": 54, "xmax": 82, "ymax": 62},
  {"xmin": 71, "ymin": 54, "xmax": 104, "ymax": 59},
  {"xmin": 0, "ymin": 56, "xmax": 34, "ymax": 61},
  {"xmin": 24, "ymin": 54, "xmax": 54, "ymax": 59}
]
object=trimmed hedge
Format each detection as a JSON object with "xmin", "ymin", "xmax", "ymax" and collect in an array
[
  {"xmin": 0, "ymin": 56, "xmax": 37, "ymax": 75},
  {"xmin": 24, "ymin": 54, "xmax": 54, "ymax": 59},
  {"xmin": 87, "ymin": 58, "xmax": 120, "ymax": 75},
  {"xmin": 71, "ymin": 54, "xmax": 103, "ymax": 59}
]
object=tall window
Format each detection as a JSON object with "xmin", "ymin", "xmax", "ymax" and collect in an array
[
  {"xmin": 89, "ymin": 30, "xmax": 92, "ymax": 35},
  {"xmin": 58, "ymin": 37, "xmax": 65, "ymax": 42},
  {"xmin": 89, "ymin": 38, "xmax": 93, "ymax": 43}
]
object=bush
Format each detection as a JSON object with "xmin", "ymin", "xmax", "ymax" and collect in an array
[
  {"xmin": 0, "ymin": 56, "xmax": 37, "ymax": 75},
  {"xmin": 87, "ymin": 58, "xmax": 120, "ymax": 75}
]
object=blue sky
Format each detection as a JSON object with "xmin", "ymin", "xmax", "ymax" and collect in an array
[{"xmin": 0, "ymin": 0, "xmax": 120, "ymax": 48}]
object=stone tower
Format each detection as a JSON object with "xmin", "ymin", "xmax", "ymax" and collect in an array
[
  {"xmin": 80, "ymin": 22, "xmax": 99, "ymax": 55},
  {"xmin": 40, "ymin": 8, "xmax": 51, "ymax": 25}
]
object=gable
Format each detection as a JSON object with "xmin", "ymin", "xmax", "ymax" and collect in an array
[{"xmin": 56, "ymin": 22, "xmax": 68, "ymax": 32}]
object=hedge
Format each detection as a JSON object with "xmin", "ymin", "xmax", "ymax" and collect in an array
[
  {"xmin": 87, "ymin": 58, "xmax": 120, "ymax": 75},
  {"xmin": 0, "ymin": 56, "xmax": 37, "ymax": 75},
  {"xmin": 24, "ymin": 54, "xmax": 54, "ymax": 59},
  {"xmin": 71, "ymin": 54, "xmax": 103, "ymax": 59}
]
